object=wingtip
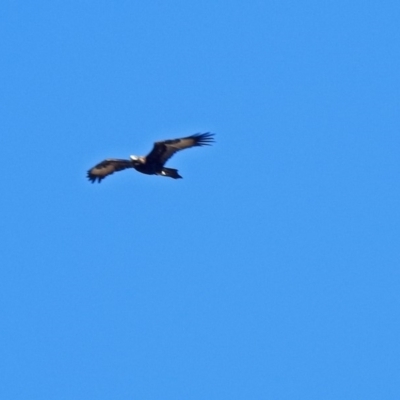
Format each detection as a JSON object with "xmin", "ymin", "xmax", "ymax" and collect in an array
[
  {"xmin": 87, "ymin": 172, "xmax": 101, "ymax": 183},
  {"xmin": 192, "ymin": 132, "xmax": 216, "ymax": 146}
]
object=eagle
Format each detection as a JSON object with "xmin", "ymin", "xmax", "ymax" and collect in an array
[{"xmin": 87, "ymin": 132, "xmax": 215, "ymax": 183}]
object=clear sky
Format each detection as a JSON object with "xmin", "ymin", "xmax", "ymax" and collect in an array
[{"xmin": 1, "ymin": 1, "xmax": 399, "ymax": 399}]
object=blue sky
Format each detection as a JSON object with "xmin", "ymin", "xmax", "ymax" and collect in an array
[{"xmin": 1, "ymin": 1, "xmax": 399, "ymax": 399}]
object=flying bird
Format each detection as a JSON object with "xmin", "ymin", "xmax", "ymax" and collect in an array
[{"xmin": 87, "ymin": 132, "xmax": 215, "ymax": 183}]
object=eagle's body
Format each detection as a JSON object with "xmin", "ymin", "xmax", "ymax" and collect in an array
[{"xmin": 87, "ymin": 132, "xmax": 214, "ymax": 183}]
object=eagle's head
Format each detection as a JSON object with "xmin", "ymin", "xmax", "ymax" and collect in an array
[{"xmin": 130, "ymin": 155, "xmax": 145, "ymax": 165}]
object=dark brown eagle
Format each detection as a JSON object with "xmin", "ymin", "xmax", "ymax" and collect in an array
[{"xmin": 87, "ymin": 132, "xmax": 215, "ymax": 183}]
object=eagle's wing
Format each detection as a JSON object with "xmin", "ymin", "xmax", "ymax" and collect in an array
[
  {"xmin": 87, "ymin": 159, "xmax": 133, "ymax": 183},
  {"xmin": 145, "ymin": 132, "xmax": 214, "ymax": 165}
]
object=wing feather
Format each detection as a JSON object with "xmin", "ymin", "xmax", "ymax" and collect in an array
[
  {"xmin": 146, "ymin": 132, "xmax": 215, "ymax": 165},
  {"xmin": 87, "ymin": 159, "xmax": 133, "ymax": 183}
]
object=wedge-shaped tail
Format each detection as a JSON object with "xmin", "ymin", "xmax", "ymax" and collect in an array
[{"xmin": 160, "ymin": 167, "xmax": 182, "ymax": 179}]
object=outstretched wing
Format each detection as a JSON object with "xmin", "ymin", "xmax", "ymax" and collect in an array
[
  {"xmin": 87, "ymin": 159, "xmax": 133, "ymax": 183},
  {"xmin": 145, "ymin": 132, "xmax": 215, "ymax": 166}
]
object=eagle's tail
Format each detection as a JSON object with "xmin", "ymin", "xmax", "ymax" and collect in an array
[{"xmin": 160, "ymin": 167, "xmax": 182, "ymax": 179}]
